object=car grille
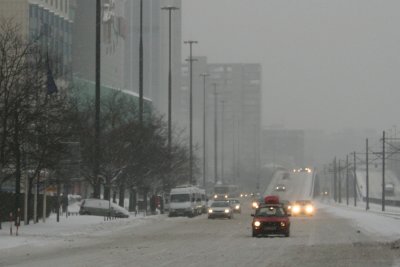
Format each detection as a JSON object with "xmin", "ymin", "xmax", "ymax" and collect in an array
[{"xmin": 262, "ymin": 222, "xmax": 279, "ymax": 229}]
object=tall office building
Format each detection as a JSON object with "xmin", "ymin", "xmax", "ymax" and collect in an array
[
  {"xmin": 72, "ymin": 0, "xmax": 126, "ymax": 90},
  {"xmin": 0, "ymin": 0, "xmax": 74, "ymax": 80}
]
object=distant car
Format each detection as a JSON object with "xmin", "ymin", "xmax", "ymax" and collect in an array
[
  {"xmin": 251, "ymin": 204, "xmax": 291, "ymax": 237},
  {"xmin": 280, "ymin": 200, "xmax": 292, "ymax": 215},
  {"xmin": 79, "ymin": 199, "xmax": 130, "ymax": 218},
  {"xmin": 208, "ymin": 201, "xmax": 234, "ymax": 219},
  {"xmin": 228, "ymin": 198, "xmax": 241, "ymax": 213},
  {"xmin": 274, "ymin": 184, "xmax": 286, "ymax": 192},
  {"xmin": 282, "ymin": 172, "xmax": 290, "ymax": 180},
  {"xmin": 385, "ymin": 183, "xmax": 395, "ymax": 195},
  {"xmin": 291, "ymin": 200, "xmax": 315, "ymax": 216}
]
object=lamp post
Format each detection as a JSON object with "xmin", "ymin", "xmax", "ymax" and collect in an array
[
  {"xmin": 200, "ymin": 73, "xmax": 210, "ymax": 188},
  {"xmin": 213, "ymin": 83, "xmax": 218, "ymax": 184},
  {"xmin": 220, "ymin": 99, "xmax": 226, "ymax": 184},
  {"xmin": 93, "ymin": 0, "xmax": 101, "ymax": 199},
  {"xmin": 184, "ymin": 40, "xmax": 198, "ymax": 185},
  {"xmin": 161, "ymin": 6, "xmax": 179, "ymax": 155},
  {"xmin": 139, "ymin": 0, "xmax": 144, "ymax": 124}
]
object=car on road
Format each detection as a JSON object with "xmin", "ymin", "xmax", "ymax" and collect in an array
[
  {"xmin": 291, "ymin": 200, "xmax": 315, "ymax": 216},
  {"xmin": 280, "ymin": 200, "xmax": 292, "ymax": 215},
  {"xmin": 208, "ymin": 201, "xmax": 234, "ymax": 219},
  {"xmin": 228, "ymin": 198, "xmax": 242, "ymax": 213},
  {"xmin": 251, "ymin": 204, "xmax": 291, "ymax": 237},
  {"xmin": 282, "ymin": 172, "xmax": 290, "ymax": 180},
  {"xmin": 79, "ymin": 199, "xmax": 130, "ymax": 218},
  {"xmin": 274, "ymin": 184, "xmax": 286, "ymax": 192}
]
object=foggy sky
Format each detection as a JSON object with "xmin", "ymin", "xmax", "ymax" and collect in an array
[{"xmin": 182, "ymin": 0, "xmax": 400, "ymax": 133}]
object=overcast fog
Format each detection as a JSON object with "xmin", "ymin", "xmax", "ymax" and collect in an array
[{"xmin": 182, "ymin": 0, "xmax": 400, "ymax": 133}]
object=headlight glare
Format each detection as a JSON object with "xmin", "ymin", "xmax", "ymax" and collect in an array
[
  {"xmin": 292, "ymin": 205, "xmax": 300, "ymax": 213},
  {"xmin": 254, "ymin": 221, "xmax": 261, "ymax": 227},
  {"xmin": 235, "ymin": 205, "xmax": 240, "ymax": 210},
  {"xmin": 305, "ymin": 205, "xmax": 314, "ymax": 213},
  {"xmin": 224, "ymin": 209, "xmax": 230, "ymax": 213},
  {"xmin": 208, "ymin": 209, "xmax": 213, "ymax": 213}
]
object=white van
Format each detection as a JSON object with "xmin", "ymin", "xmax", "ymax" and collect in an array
[{"xmin": 169, "ymin": 186, "xmax": 205, "ymax": 217}]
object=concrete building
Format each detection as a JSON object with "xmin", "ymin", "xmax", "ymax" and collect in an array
[
  {"xmin": 180, "ymin": 59, "xmax": 262, "ymax": 190},
  {"xmin": 0, "ymin": 0, "xmax": 74, "ymax": 79}
]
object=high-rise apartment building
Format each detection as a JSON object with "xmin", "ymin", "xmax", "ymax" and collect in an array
[{"xmin": 181, "ymin": 59, "xmax": 262, "ymax": 190}]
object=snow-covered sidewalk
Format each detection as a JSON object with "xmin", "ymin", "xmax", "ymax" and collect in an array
[
  {"xmin": 318, "ymin": 200, "xmax": 400, "ymax": 241},
  {"xmin": 0, "ymin": 212, "xmax": 161, "ymax": 251}
]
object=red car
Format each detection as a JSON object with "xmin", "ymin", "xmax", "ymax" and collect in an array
[{"xmin": 251, "ymin": 196, "xmax": 291, "ymax": 237}]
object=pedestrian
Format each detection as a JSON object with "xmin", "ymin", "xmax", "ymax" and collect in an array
[
  {"xmin": 15, "ymin": 208, "xmax": 21, "ymax": 236},
  {"xmin": 9, "ymin": 212, "xmax": 13, "ymax": 235}
]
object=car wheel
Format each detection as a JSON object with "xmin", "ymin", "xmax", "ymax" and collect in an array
[
  {"xmin": 285, "ymin": 230, "xmax": 290, "ymax": 237},
  {"xmin": 252, "ymin": 230, "xmax": 257, "ymax": 237}
]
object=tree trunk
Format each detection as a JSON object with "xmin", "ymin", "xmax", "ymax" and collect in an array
[
  {"xmin": 129, "ymin": 188, "xmax": 136, "ymax": 212},
  {"xmin": 118, "ymin": 184, "xmax": 125, "ymax": 207}
]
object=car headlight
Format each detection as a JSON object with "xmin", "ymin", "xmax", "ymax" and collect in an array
[
  {"xmin": 252, "ymin": 202, "xmax": 259, "ymax": 209},
  {"xmin": 224, "ymin": 209, "xmax": 230, "ymax": 213},
  {"xmin": 305, "ymin": 205, "xmax": 314, "ymax": 213},
  {"xmin": 292, "ymin": 205, "xmax": 300, "ymax": 213},
  {"xmin": 280, "ymin": 221, "xmax": 286, "ymax": 227},
  {"xmin": 208, "ymin": 209, "xmax": 213, "ymax": 213},
  {"xmin": 254, "ymin": 221, "xmax": 261, "ymax": 227},
  {"xmin": 288, "ymin": 205, "xmax": 292, "ymax": 210},
  {"xmin": 235, "ymin": 205, "xmax": 240, "ymax": 210},
  {"xmin": 224, "ymin": 195, "xmax": 228, "ymax": 199},
  {"xmin": 282, "ymin": 187, "xmax": 286, "ymax": 190},
  {"xmin": 214, "ymin": 195, "xmax": 218, "ymax": 199}
]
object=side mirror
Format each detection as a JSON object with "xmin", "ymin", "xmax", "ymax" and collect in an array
[{"xmin": 250, "ymin": 214, "xmax": 254, "ymax": 217}]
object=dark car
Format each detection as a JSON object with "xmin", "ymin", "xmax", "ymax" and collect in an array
[
  {"xmin": 251, "ymin": 204, "xmax": 290, "ymax": 237},
  {"xmin": 280, "ymin": 200, "xmax": 292, "ymax": 215},
  {"xmin": 228, "ymin": 198, "xmax": 241, "ymax": 213},
  {"xmin": 274, "ymin": 184, "xmax": 286, "ymax": 192}
]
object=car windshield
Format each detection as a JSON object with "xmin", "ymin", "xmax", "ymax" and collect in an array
[
  {"xmin": 211, "ymin": 201, "xmax": 230, "ymax": 207},
  {"xmin": 256, "ymin": 206, "xmax": 286, "ymax": 217},
  {"xmin": 170, "ymin": 194, "xmax": 190, "ymax": 203}
]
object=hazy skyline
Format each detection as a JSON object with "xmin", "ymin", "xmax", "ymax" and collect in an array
[{"xmin": 182, "ymin": 0, "xmax": 400, "ymax": 133}]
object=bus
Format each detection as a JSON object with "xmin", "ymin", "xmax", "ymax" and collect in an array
[{"xmin": 213, "ymin": 184, "xmax": 239, "ymax": 200}]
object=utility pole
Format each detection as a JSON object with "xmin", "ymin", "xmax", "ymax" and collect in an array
[
  {"xmin": 353, "ymin": 151, "xmax": 357, "ymax": 207},
  {"xmin": 184, "ymin": 40, "xmax": 198, "ymax": 185},
  {"xmin": 333, "ymin": 157, "xmax": 337, "ymax": 202},
  {"xmin": 213, "ymin": 83, "xmax": 218, "ymax": 184},
  {"xmin": 93, "ymin": 0, "xmax": 101, "ymax": 199},
  {"xmin": 382, "ymin": 131, "xmax": 386, "ymax": 212},
  {"xmin": 161, "ymin": 6, "xmax": 179, "ymax": 155},
  {"xmin": 338, "ymin": 160, "xmax": 342, "ymax": 203},
  {"xmin": 346, "ymin": 155, "xmax": 349, "ymax": 206},
  {"xmin": 366, "ymin": 138, "xmax": 369, "ymax": 210},
  {"xmin": 221, "ymin": 100, "xmax": 225, "ymax": 184},
  {"xmin": 200, "ymin": 73, "xmax": 209, "ymax": 188},
  {"xmin": 139, "ymin": 0, "xmax": 144, "ymax": 124}
]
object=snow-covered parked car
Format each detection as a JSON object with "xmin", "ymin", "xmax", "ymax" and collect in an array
[{"xmin": 79, "ymin": 199, "xmax": 130, "ymax": 218}]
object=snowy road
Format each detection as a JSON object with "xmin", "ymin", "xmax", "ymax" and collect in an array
[{"xmin": 1, "ymin": 201, "xmax": 400, "ymax": 267}]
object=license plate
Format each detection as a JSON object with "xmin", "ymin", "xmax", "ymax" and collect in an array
[{"xmin": 264, "ymin": 226, "xmax": 276, "ymax": 231}]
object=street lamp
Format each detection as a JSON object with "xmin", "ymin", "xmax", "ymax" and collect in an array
[
  {"xmin": 161, "ymin": 6, "xmax": 179, "ymax": 155},
  {"xmin": 200, "ymin": 73, "xmax": 210, "ymax": 188},
  {"xmin": 184, "ymin": 40, "xmax": 198, "ymax": 185},
  {"xmin": 220, "ymin": 99, "xmax": 226, "ymax": 184},
  {"xmin": 212, "ymin": 83, "xmax": 219, "ymax": 184}
]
